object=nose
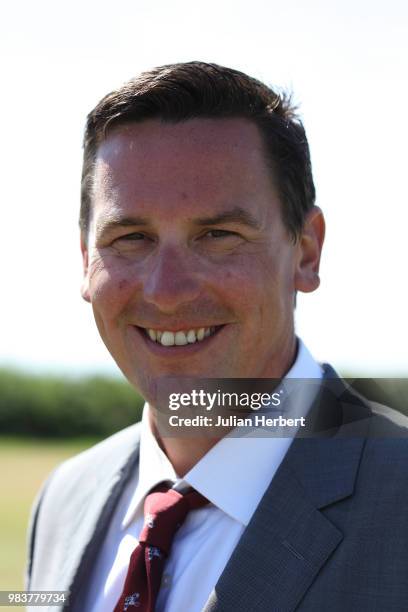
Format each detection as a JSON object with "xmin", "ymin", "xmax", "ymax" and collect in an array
[{"xmin": 143, "ymin": 246, "xmax": 202, "ymax": 313}]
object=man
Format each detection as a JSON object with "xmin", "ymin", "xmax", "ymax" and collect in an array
[{"xmin": 27, "ymin": 62, "xmax": 408, "ymax": 611}]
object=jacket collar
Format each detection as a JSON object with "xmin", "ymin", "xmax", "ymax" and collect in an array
[
  {"xmin": 67, "ymin": 425, "xmax": 142, "ymax": 611},
  {"xmin": 202, "ymin": 366, "xmax": 370, "ymax": 611}
]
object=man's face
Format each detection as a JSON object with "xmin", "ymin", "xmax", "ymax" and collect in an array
[{"xmin": 82, "ymin": 118, "xmax": 322, "ymax": 403}]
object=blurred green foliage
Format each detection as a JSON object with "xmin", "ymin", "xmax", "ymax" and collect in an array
[
  {"xmin": 0, "ymin": 368, "xmax": 406, "ymax": 439},
  {"xmin": 344, "ymin": 377, "xmax": 408, "ymax": 417},
  {"xmin": 0, "ymin": 369, "xmax": 143, "ymax": 438}
]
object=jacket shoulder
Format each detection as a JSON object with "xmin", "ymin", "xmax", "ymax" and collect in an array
[
  {"xmin": 47, "ymin": 421, "xmax": 142, "ymax": 487},
  {"xmin": 27, "ymin": 422, "xmax": 142, "ymax": 594},
  {"xmin": 369, "ymin": 400, "xmax": 408, "ymax": 433},
  {"xmin": 361, "ymin": 401, "xmax": 408, "ymax": 479}
]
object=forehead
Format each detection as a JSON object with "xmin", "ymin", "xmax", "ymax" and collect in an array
[{"xmin": 92, "ymin": 118, "xmax": 277, "ymax": 221}]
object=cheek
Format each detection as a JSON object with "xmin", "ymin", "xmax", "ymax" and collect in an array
[
  {"xmin": 118, "ymin": 278, "xmax": 130, "ymax": 291},
  {"xmin": 88, "ymin": 256, "xmax": 137, "ymax": 318},
  {"xmin": 213, "ymin": 249, "xmax": 295, "ymax": 336},
  {"xmin": 214, "ymin": 251, "xmax": 287, "ymax": 304}
]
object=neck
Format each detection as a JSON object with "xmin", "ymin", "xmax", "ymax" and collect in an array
[
  {"xmin": 148, "ymin": 409, "xmax": 222, "ymax": 477},
  {"xmin": 149, "ymin": 338, "xmax": 298, "ymax": 476}
]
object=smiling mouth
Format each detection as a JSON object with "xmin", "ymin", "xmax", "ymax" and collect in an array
[{"xmin": 138, "ymin": 326, "xmax": 221, "ymax": 347}]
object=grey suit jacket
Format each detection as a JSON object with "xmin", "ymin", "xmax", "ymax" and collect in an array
[{"xmin": 26, "ymin": 367, "xmax": 408, "ymax": 611}]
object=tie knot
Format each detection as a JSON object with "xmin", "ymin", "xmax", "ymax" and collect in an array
[{"xmin": 139, "ymin": 485, "xmax": 208, "ymax": 556}]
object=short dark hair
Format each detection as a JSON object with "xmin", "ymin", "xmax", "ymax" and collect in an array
[{"xmin": 80, "ymin": 61, "xmax": 315, "ymax": 240}]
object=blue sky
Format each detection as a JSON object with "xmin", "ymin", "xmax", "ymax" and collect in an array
[{"xmin": 1, "ymin": 0, "xmax": 407, "ymax": 376}]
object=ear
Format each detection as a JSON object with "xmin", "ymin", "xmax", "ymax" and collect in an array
[
  {"xmin": 80, "ymin": 233, "xmax": 91, "ymax": 303},
  {"xmin": 294, "ymin": 206, "xmax": 325, "ymax": 293}
]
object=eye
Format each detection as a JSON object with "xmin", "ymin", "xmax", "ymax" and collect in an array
[
  {"xmin": 197, "ymin": 229, "xmax": 243, "ymax": 252},
  {"xmin": 113, "ymin": 232, "xmax": 156, "ymax": 246},
  {"xmin": 204, "ymin": 229, "xmax": 237, "ymax": 239},
  {"xmin": 111, "ymin": 232, "xmax": 154, "ymax": 254},
  {"xmin": 117, "ymin": 232, "xmax": 147, "ymax": 241}
]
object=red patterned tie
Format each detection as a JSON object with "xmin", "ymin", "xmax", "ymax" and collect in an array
[{"xmin": 114, "ymin": 483, "xmax": 209, "ymax": 612}]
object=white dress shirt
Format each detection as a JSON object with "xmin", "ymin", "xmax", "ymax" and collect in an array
[{"xmin": 85, "ymin": 340, "xmax": 322, "ymax": 612}]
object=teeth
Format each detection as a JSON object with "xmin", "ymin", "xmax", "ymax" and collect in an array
[
  {"xmin": 175, "ymin": 331, "xmax": 188, "ymax": 346},
  {"xmin": 161, "ymin": 331, "xmax": 175, "ymax": 346},
  {"xmin": 148, "ymin": 329, "xmax": 157, "ymax": 341},
  {"xmin": 187, "ymin": 329, "xmax": 196, "ymax": 343},
  {"xmin": 145, "ymin": 326, "xmax": 216, "ymax": 346},
  {"xmin": 197, "ymin": 328, "xmax": 205, "ymax": 341}
]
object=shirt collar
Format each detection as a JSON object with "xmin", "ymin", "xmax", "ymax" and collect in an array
[
  {"xmin": 122, "ymin": 338, "xmax": 321, "ymax": 529},
  {"xmin": 121, "ymin": 406, "xmax": 178, "ymax": 528}
]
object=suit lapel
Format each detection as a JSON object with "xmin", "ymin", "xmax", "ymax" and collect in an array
[
  {"xmin": 203, "ymin": 372, "xmax": 370, "ymax": 611},
  {"xmin": 65, "ymin": 426, "xmax": 142, "ymax": 611}
]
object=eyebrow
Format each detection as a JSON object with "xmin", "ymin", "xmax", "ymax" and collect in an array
[
  {"xmin": 96, "ymin": 215, "xmax": 149, "ymax": 238},
  {"xmin": 194, "ymin": 207, "xmax": 261, "ymax": 230},
  {"xmin": 96, "ymin": 206, "xmax": 261, "ymax": 237}
]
